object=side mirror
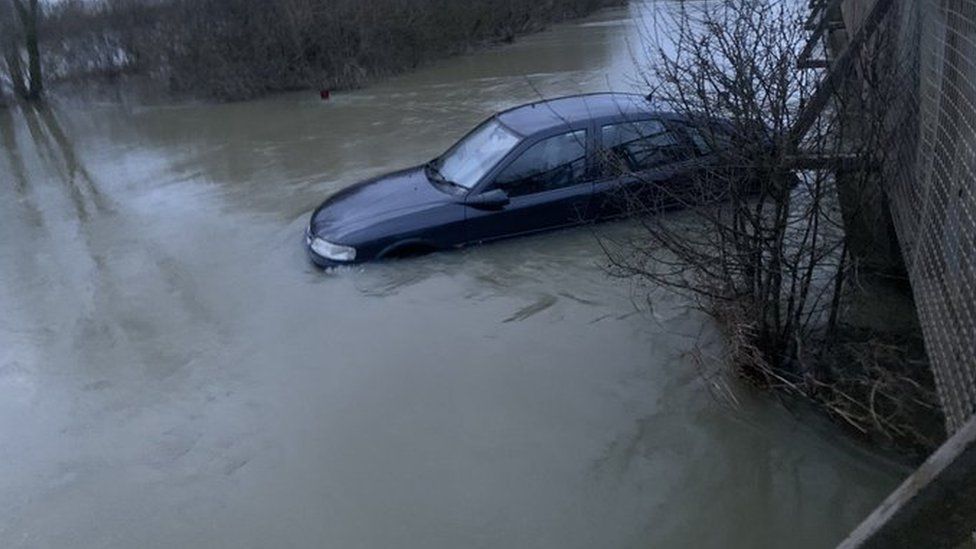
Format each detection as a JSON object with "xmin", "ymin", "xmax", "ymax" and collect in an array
[{"xmin": 467, "ymin": 188, "xmax": 510, "ymax": 210}]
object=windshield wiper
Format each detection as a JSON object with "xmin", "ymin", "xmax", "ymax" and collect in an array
[
  {"xmin": 425, "ymin": 161, "xmax": 466, "ymax": 193},
  {"xmin": 425, "ymin": 160, "xmax": 446, "ymax": 182}
]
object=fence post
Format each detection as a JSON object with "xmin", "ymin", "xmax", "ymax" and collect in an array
[{"xmin": 837, "ymin": 415, "xmax": 976, "ymax": 548}]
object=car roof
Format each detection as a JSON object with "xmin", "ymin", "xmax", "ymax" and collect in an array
[{"xmin": 496, "ymin": 92, "xmax": 678, "ymax": 135}]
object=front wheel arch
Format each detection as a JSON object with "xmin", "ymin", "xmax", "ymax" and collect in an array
[{"xmin": 378, "ymin": 239, "xmax": 438, "ymax": 260}]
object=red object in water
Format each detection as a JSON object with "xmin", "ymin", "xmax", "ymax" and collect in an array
[{"xmin": 320, "ymin": 89, "xmax": 331, "ymax": 100}]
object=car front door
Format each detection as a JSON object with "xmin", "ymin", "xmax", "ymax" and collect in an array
[{"xmin": 463, "ymin": 128, "xmax": 595, "ymax": 243}]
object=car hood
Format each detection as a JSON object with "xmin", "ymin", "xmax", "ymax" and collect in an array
[{"xmin": 310, "ymin": 166, "xmax": 452, "ymax": 241}]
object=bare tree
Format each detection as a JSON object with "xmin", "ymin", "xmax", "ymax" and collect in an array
[
  {"xmin": 598, "ymin": 0, "xmax": 940, "ymax": 453},
  {"xmin": 605, "ymin": 0, "xmax": 838, "ymax": 372},
  {"xmin": 2, "ymin": 0, "xmax": 41, "ymax": 100},
  {"xmin": 1, "ymin": 1, "xmax": 24, "ymax": 99},
  {"xmin": 12, "ymin": 0, "xmax": 41, "ymax": 99}
]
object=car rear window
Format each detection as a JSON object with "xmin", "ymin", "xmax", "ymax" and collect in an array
[{"xmin": 680, "ymin": 121, "xmax": 735, "ymax": 156}]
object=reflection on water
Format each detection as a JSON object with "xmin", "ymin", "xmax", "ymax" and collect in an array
[
  {"xmin": 0, "ymin": 109, "xmax": 43, "ymax": 229},
  {"xmin": 0, "ymin": 3, "xmax": 905, "ymax": 548}
]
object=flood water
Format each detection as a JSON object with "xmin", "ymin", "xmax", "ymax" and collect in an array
[{"xmin": 0, "ymin": 3, "xmax": 907, "ymax": 548}]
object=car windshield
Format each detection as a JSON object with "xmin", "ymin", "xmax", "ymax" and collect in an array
[{"xmin": 433, "ymin": 119, "xmax": 521, "ymax": 190}]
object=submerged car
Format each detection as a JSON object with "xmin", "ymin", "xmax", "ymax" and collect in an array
[{"xmin": 305, "ymin": 92, "xmax": 734, "ymax": 267}]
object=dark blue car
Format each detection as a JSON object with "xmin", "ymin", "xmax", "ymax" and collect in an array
[{"xmin": 306, "ymin": 92, "xmax": 730, "ymax": 267}]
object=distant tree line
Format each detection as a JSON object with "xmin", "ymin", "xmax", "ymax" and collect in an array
[{"xmin": 9, "ymin": 0, "xmax": 622, "ymax": 102}]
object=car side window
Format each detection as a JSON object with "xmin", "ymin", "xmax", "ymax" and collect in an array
[
  {"xmin": 492, "ymin": 130, "xmax": 587, "ymax": 197},
  {"xmin": 600, "ymin": 120, "xmax": 690, "ymax": 174}
]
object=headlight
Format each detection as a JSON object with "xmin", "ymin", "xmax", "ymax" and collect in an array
[{"xmin": 310, "ymin": 237, "xmax": 357, "ymax": 262}]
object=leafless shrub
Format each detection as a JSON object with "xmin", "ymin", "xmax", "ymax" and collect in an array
[
  {"xmin": 605, "ymin": 0, "xmax": 841, "ymax": 371},
  {"xmin": 598, "ymin": 0, "xmax": 940, "ymax": 453},
  {"xmin": 39, "ymin": 0, "xmax": 623, "ymax": 101}
]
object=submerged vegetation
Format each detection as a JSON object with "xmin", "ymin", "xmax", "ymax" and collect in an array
[{"xmin": 24, "ymin": 0, "xmax": 622, "ymax": 101}]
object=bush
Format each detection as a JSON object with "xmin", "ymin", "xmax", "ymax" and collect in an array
[
  {"xmin": 598, "ymin": 0, "xmax": 942, "ymax": 456},
  {"xmin": 40, "ymin": 0, "xmax": 623, "ymax": 100}
]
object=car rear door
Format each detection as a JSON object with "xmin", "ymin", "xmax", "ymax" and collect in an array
[
  {"xmin": 463, "ymin": 128, "xmax": 596, "ymax": 243},
  {"xmin": 672, "ymin": 120, "xmax": 754, "ymax": 202},
  {"xmin": 591, "ymin": 118, "xmax": 702, "ymax": 218}
]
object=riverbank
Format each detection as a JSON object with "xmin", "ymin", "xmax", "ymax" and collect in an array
[{"xmin": 40, "ymin": 0, "xmax": 625, "ymax": 102}]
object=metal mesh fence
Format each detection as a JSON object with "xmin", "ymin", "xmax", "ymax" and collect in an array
[{"xmin": 867, "ymin": 0, "xmax": 976, "ymax": 433}]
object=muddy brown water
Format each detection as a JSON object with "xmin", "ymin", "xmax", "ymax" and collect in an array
[{"xmin": 0, "ymin": 3, "xmax": 905, "ymax": 548}]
